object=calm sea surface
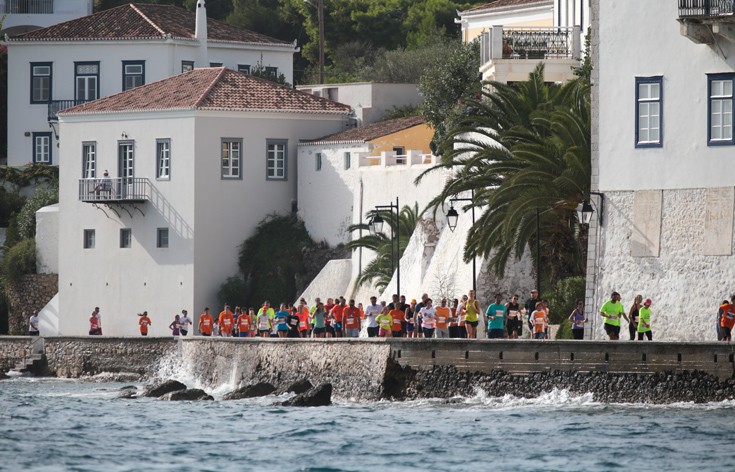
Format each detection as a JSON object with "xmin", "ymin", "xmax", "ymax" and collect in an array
[{"xmin": 2, "ymin": 377, "xmax": 735, "ymax": 472}]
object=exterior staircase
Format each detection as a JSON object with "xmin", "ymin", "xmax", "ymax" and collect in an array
[{"xmin": 12, "ymin": 337, "xmax": 46, "ymax": 374}]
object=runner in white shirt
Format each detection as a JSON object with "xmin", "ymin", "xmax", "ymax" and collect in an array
[
  {"xmin": 364, "ymin": 296, "xmax": 382, "ymax": 337},
  {"xmin": 419, "ymin": 299, "xmax": 437, "ymax": 339},
  {"xmin": 179, "ymin": 310, "xmax": 192, "ymax": 336}
]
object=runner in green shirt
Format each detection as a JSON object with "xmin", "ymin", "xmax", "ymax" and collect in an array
[
  {"xmin": 599, "ymin": 291, "xmax": 625, "ymax": 340},
  {"xmin": 637, "ymin": 298, "xmax": 653, "ymax": 341}
]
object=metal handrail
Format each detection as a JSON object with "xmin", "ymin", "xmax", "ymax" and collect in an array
[
  {"xmin": 502, "ymin": 27, "xmax": 574, "ymax": 59},
  {"xmin": 2, "ymin": 0, "xmax": 53, "ymax": 14},
  {"xmin": 679, "ymin": 0, "xmax": 735, "ymax": 18},
  {"xmin": 79, "ymin": 177, "xmax": 150, "ymax": 202},
  {"xmin": 48, "ymin": 100, "xmax": 89, "ymax": 122}
]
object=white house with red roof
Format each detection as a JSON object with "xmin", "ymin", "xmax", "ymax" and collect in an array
[
  {"xmin": 457, "ymin": 0, "xmax": 587, "ymax": 83},
  {"xmin": 54, "ymin": 67, "xmax": 350, "ymax": 336},
  {"xmin": 3, "ymin": 1, "xmax": 296, "ymax": 166}
]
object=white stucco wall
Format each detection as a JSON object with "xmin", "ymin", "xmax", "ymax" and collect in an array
[
  {"xmin": 35, "ymin": 203, "xmax": 58, "ymax": 274},
  {"xmin": 0, "ymin": 0, "xmax": 92, "ymax": 35},
  {"xmin": 57, "ymin": 109, "xmax": 346, "ymax": 336},
  {"xmin": 6, "ymin": 40, "xmax": 294, "ymax": 166},
  {"xmin": 598, "ymin": 0, "xmax": 735, "ymax": 191}
]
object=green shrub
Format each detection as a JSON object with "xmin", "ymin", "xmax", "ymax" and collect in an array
[
  {"xmin": 16, "ymin": 186, "xmax": 58, "ymax": 239},
  {"xmin": 4, "ymin": 213, "xmax": 21, "ymax": 248},
  {"xmin": 555, "ymin": 319, "xmax": 573, "ymax": 339},
  {"xmin": 217, "ymin": 276, "xmax": 248, "ymax": 310},
  {"xmin": 0, "ymin": 187, "xmax": 25, "ymax": 227},
  {"xmin": 2, "ymin": 238, "xmax": 36, "ymax": 283},
  {"xmin": 546, "ymin": 276, "xmax": 585, "ymax": 324}
]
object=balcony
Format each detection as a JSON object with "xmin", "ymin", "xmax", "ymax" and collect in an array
[
  {"xmin": 48, "ymin": 100, "xmax": 88, "ymax": 122},
  {"xmin": 2, "ymin": 0, "xmax": 53, "ymax": 14},
  {"xmin": 79, "ymin": 178, "xmax": 150, "ymax": 204},
  {"xmin": 679, "ymin": 0, "xmax": 735, "ymax": 44},
  {"xmin": 479, "ymin": 26, "xmax": 581, "ymax": 83}
]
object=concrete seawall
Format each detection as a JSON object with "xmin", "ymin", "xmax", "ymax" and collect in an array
[{"xmin": 2, "ymin": 337, "xmax": 734, "ymax": 402}]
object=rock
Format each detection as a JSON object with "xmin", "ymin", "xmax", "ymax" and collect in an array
[
  {"xmin": 281, "ymin": 383, "xmax": 332, "ymax": 407},
  {"xmin": 118, "ymin": 387, "xmax": 138, "ymax": 399},
  {"xmin": 143, "ymin": 379, "xmax": 187, "ymax": 398},
  {"xmin": 161, "ymin": 388, "xmax": 213, "ymax": 401},
  {"xmin": 0, "ymin": 372, "xmax": 9, "ymax": 380},
  {"xmin": 286, "ymin": 379, "xmax": 313, "ymax": 395},
  {"xmin": 223, "ymin": 382, "xmax": 277, "ymax": 400}
]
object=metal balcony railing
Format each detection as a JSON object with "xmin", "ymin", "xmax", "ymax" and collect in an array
[
  {"xmin": 48, "ymin": 100, "xmax": 88, "ymax": 122},
  {"xmin": 679, "ymin": 0, "xmax": 735, "ymax": 18},
  {"xmin": 480, "ymin": 26, "xmax": 581, "ymax": 64},
  {"xmin": 2, "ymin": 0, "xmax": 54, "ymax": 14},
  {"xmin": 79, "ymin": 177, "xmax": 150, "ymax": 203}
]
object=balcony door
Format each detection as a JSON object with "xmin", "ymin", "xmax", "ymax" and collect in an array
[
  {"xmin": 118, "ymin": 142, "xmax": 134, "ymax": 198},
  {"xmin": 75, "ymin": 62, "xmax": 99, "ymax": 101}
]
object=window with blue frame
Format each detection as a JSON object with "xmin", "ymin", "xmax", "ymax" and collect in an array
[
  {"xmin": 30, "ymin": 62, "xmax": 52, "ymax": 103},
  {"xmin": 635, "ymin": 76, "xmax": 663, "ymax": 148},
  {"xmin": 122, "ymin": 61, "xmax": 145, "ymax": 91},
  {"xmin": 708, "ymin": 73, "xmax": 734, "ymax": 145},
  {"xmin": 32, "ymin": 132, "xmax": 52, "ymax": 164}
]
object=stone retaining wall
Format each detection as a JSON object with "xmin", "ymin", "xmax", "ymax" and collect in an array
[
  {"xmin": 0, "ymin": 337, "xmax": 34, "ymax": 371},
  {"xmin": 5, "ymin": 274, "xmax": 58, "ymax": 334}
]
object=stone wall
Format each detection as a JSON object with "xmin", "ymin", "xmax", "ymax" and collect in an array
[
  {"xmin": 0, "ymin": 337, "xmax": 34, "ymax": 371},
  {"xmin": 6, "ymin": 274, "xmax": 58, "ymax": 334},
  {"xmin": 44, "ymin": 337, "xmax": 178, "ymax": 378},
  {"xmin": 591, "ymin": 190, "xmax": 735, "ymax": 341}
]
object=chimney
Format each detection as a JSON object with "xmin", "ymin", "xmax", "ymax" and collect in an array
[{"xmin": 195, "ymin": 0, "xmax": 208, "ymax": 67}]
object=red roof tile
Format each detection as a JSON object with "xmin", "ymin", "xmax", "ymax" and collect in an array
[
  {"xmin": 464, "ymin": 0, "xmax": 551, "ymax": 14},
  {"xmin": 11, "ymin": 3, "xmax": 290, "ymax": 46},
  {"xmin": 305, "ymin": 116, "xmax": 427, "ymax": 144},
  {"xmin": 58, "ymin": 68, "xmax": 351, "ymax": 115}
]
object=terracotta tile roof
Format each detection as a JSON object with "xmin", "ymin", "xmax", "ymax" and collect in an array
[
  {"xmin": 10, "ymin": 3, "xmax": 290, "ymax": 46},
  {"xmin": 304, "ymin": 116, "xmax": 426, "ymax": 144},
  {"xmin": 463, "ymin": 0, "xmax": 551, "ymax": 14},
  {"xmin": 58, "ymin": 68, "xmax": 351, "ymax": 116}
]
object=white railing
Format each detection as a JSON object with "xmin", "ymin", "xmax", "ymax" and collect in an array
[
  {"xmin": 357, "ymin": 149, "xmax": 436, "ymax": 168},
  {"xmin": 2, "ymin": 0, "xmax": 53, "ymax": 14},
  {"xmin": 79, "ymin": 177, "xmax": 150, "ymax": 203},
  {"xmin": 480, "ymin": 25, "xmax": 582, "ymax": 65}
]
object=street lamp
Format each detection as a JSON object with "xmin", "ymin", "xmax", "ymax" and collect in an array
[
  {"xmin": 576, "ymin": 191, "xmax": 605, "ymax": 225},
  {"xmin": 444, "ymin": 191, "xmax": 476, "ymax": 293},
  {"xmin": 371, "ymin": 197, "xmax": 400, "ymax": 297}
]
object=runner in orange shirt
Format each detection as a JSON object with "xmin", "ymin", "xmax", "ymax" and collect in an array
[
  {"xmin": 237, "ymin": 308, "xmax": 251, "ymax": 338},
  {"xmin": 138, "ymin": 311, "xmax": 151, "ymax": 336},
  {"xmin": 435, "ymin": 298, "xmax": 451, "ymax": 338},
  {"xmin": 296, "ymin": 298, "xmax": 311, "ymax": 338},
  {"xmin": 719, "ymin": 296, "xmax": 735, "ymax": 342},
  {"xmin": 389, "ymin": 305, "xmax": 405, "ymax": 337},
  {"xmin": 343, "ymin": 299, "xmax": 362, "ymax": 337},
  {"xmin": 330, "ymin": 297, "xmax": 346, "ymax": 338},
  {"xmin": 199, "ymin": 307, "xmax": 214, "ymax": 337},
  {"xmin": 218, "ymin": 304, "xmax": 234, "ymax": 337}
]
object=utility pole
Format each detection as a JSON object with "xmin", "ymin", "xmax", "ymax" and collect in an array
[{"xmin": 318, "ymin": 0, "xmax": 325, "ymax": 84}]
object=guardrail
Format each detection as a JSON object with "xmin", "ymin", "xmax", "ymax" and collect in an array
[
  {"xmin": 2, "ymin": 0, "xmax": 53, "ymax": 14},
  {"xmin": 79, "ymin": 177, "xmax": 150, "ymax": 203},
  {"xmin": 48, "ymin": 99, "xmax": 89, "ymax": 122},
  {"xmin": 481, "ymin": 26, "xmax": 581, "ymax": 64},
  {"xmin": 679, "ymin": 0, "xmax": 735, "ymax": 18}
]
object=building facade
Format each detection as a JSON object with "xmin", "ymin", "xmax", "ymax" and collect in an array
[
  {"xmin": 0, "ymin": 0, "xmax": 92, "ymax": 36},
  {"xmin": 4, "ymin": 2, "xmax": 296, "ymax": 166},
  {"xmin": 586, "ymin": 0, "xmax": 735, "ymax": 341},
  {"xmin": 56, "ymin": 68, "xmax": 349, "ymax": 336}
]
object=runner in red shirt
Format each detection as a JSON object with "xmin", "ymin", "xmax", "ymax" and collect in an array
[
  {"xmin": 199, "ymin": 307, "xmax": 214, "ymax": 336},
  {"xmin": 218, "ymin": 305, "xmax": 234, "ymax": 337},
  {"xmin": 343, "ymin": 299, "xmax": 362, "ymax": 337},
  {"xmin": 330, "ymin": 297, "xmax": 346, "ymax": 338}
]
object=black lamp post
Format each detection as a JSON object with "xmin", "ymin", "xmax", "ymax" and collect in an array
[
  {"xmin": 445, "ymin": 191, "xmax": 477, "ymax": 293},
  {"xmin": 576, "ymin": 191, "xmax": 605, "ymax": 225},
  {"xmin": 370, "ymin": 197, "xmax": 400, "ymax": 297}
]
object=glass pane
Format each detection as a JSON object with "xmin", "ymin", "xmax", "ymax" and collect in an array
[
  {"xmin": 639, "ymin": 83, "xmax": 650, "ymax": 100},
  {"xmin": 724, "ymin": 80, "xmax": 733, "ymax": 97},
  {"xmin": 713, "ymin": 80, "xmax": 723, "ymax": 97}
]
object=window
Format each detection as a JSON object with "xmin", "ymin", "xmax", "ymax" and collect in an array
[
  {"xmin": 82, "ymin": 142, "xmax": 96, "ymax": 178},
  {"xmin": 393, "ymin": 146, "xmax": 405, "ymax": 156},
  {"xmin": 30, "ymin": 62, "xmax": 52, "ymax": 103},
  {"xmin": 266, "ymin": 140, "xmax": 287, "ymax": 180},
  {"xmin": 635, "ymin": 76, "xmax": 663, "ymax": 147},
  {"xmin": 32, "ymin": 132, "xmax": 52, "ymax": 164},
  {"xmin": 708, "ymin": 73, "xmax": 734, "ymax": 145},
  {"xmin": 75, "ymin": 62, "xmax": 99, "ymax": 101},
  {"xmin": 210, "ymin": 62, "xmax": 223, "ymax": 67},
  {"xmin": 120, "ymin": 228, "xmax": 132, "ymax": 248},
  {"xmin": 157, "ymin": 228, "xmax": 169, "ymax": 248},
  {"xmin": 182, "ymin": 61, "xmax": 194, "ymax": 73},
  {"xmin": 237, "ymin": 64, "xmax": 251, "ymax": 74},
  {"xmin": 265, "ymin": 66, "xmax": 278, "ymax": 79},
  {"xmin": 122, "ymin": 61, "xmax": 145, "ymax": 91},
  {"xmin": 221, "ymin": 139, "xmax": 242, "ymax": 179},
  {"xmin": 316, "ymin": 152, "xmax": 322, "ymax": 171},
  {"xmin": 83, "ymin": 229, "xmax": 95, "ymax": 249},
  {"xmin": 156, "ymin": 139, "xmax": 171, "ymax": 180},
  {"xmin": 344, "ymin": 152, "xmax": 351, "ymax": 170}
]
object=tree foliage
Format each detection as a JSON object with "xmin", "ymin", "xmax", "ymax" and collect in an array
[
  {"xmin": 420, "ymin": 64, "xmax": 591, "ymax": 287},
  {"xmin": 1, "ymin": 238, "xmax": 36, "ymax": 283},
  {"xmin": 346, "ymin": 203, "xmax": 421, "ymax": 290},
  {"xmin": 16, "ymin": 186, "xmax": 58, "ymax": 240}
]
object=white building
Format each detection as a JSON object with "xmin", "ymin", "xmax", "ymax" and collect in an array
[
  {"xmin": 4, "ymin": 1, "xmax": 296, "ymax": 166},
  {"xmin": 56, "ymin": 67, "xmax": 350, "ymax": 336},
  {"xmin": 297, "ymin": 83, "xmax": 423, "ymax": 126},
  {"xmin": 0, "ymin": 0, "xmax": 92, "ymax": 37},
  {"xmin": 457, "ymin": 0, "xmax": 587, "ymax": 83},
  {"xmin": 586, "ymin": 1, "xmax": 735, "ymax": 341}
]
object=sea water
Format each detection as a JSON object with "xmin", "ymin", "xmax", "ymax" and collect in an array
[{"xmin": 1, "ymin": 377, "xmax": 735, "ymax": 472}]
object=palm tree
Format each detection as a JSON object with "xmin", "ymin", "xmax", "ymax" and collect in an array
[
  {"xmin": 346, "ymin": 203, "xmax": 422, "ymax": 290},
  {"xmin": 419, "ymin": 63, "xmax": 591, "ymax": 286}
]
